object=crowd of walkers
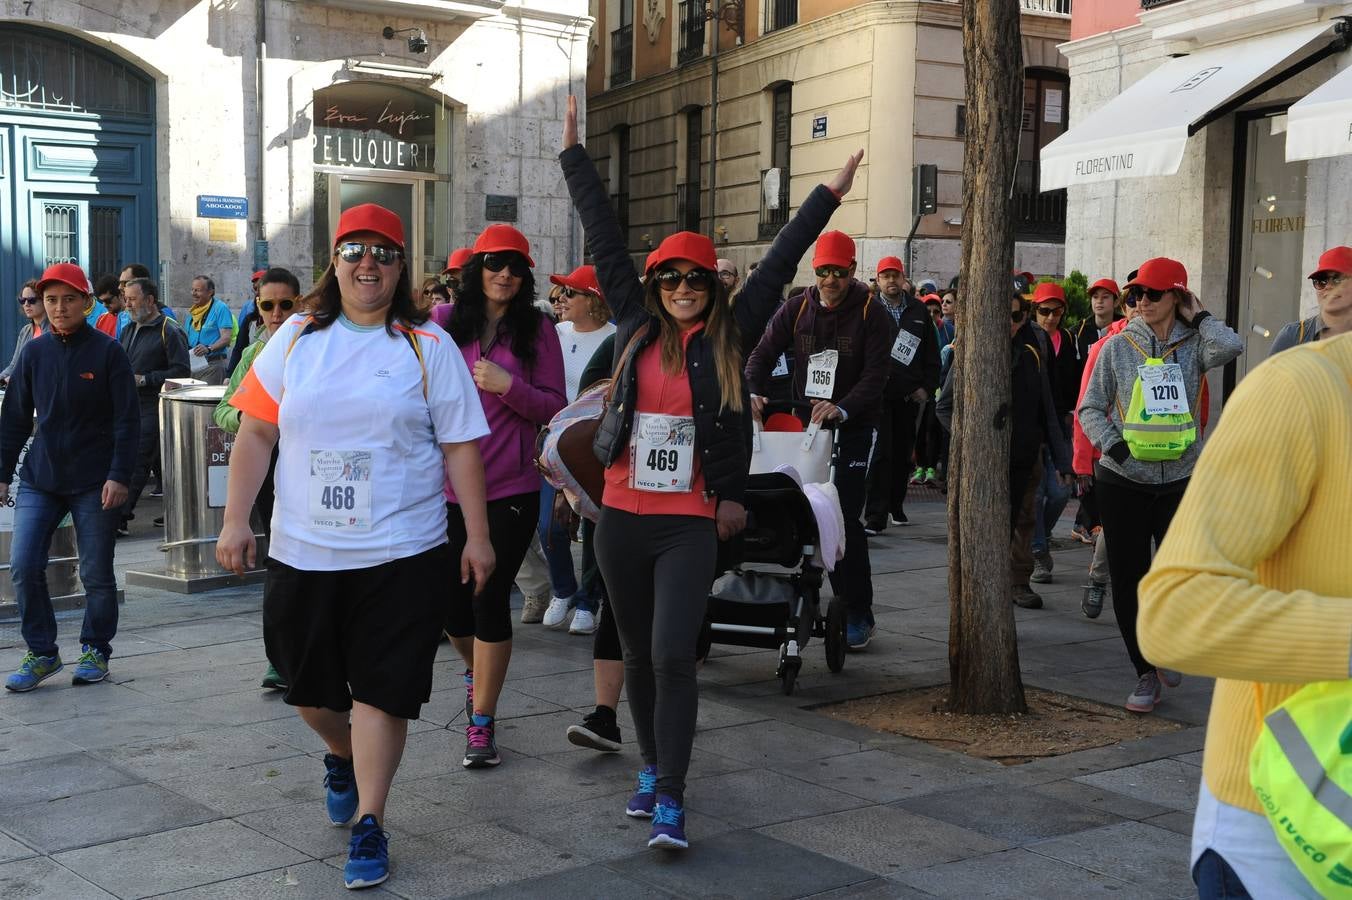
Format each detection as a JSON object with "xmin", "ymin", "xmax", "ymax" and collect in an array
[{"xmin": 1, "ymin": 92, "xmax": 1348, "ymax": 894}]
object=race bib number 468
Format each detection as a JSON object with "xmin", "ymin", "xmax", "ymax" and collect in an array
[{"xmin": 309, "ymin": 449, "xmax": 374, "ymax": 531}]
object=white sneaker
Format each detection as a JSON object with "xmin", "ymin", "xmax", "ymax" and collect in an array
[
  {"xmin": 569, "ymin": 608, "xmax": 597, "ymax": 635},
  {"xmin": 542, "ymin": 597, "xmax": 572, "ymax": 629}
]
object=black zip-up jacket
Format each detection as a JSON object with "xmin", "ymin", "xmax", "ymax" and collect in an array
[
  {"xmin": 0, "ymin": 324, "xmax": 139, "ymax": 492},
  {"xmin": 1073, "ymin": 315, "xmax": 1121, "ymax": 364},
  {"xmin": 120, "ymin": 313, "xmax": 191, "ymax": 410},
  {"xmin": 745, "ymin": 281, "xmax": 893, "ymax": 429},
  {"xmin": 1043, "ymin": 324, "xmax": 1081, "ymax": 417},
  {"xmin": 879, "ymin": 293, "xmax": 941, "ymax": 400},
  {"xmin": 560, "ymin": 143, "xmax": 753, "ymax": 506}
]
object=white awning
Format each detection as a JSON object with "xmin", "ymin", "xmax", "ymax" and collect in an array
[
  {"xmin": 1286, "ymin": 61, "xmax": 1352, "ymax": 161},
  {"xmin": 1040, "ymin": 23, "xmax": 1332, "ymax": 191}
]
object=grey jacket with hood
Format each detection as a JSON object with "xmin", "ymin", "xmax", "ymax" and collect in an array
[{"xmin": 1078, "ymin": 313, "xmax": 1243, "ymax": 485}]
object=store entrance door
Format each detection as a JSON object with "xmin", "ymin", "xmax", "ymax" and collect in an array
[
  {"xmin": 1232, "ymin": 110, "xmax": 1307, "ymax": 381},
  {"xmin": 330, "ymin": 175, "xmax": 419, "ymax": 273}
]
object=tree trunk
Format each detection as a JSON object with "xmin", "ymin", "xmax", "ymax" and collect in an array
[{"xmin": 947, "ymin": 0, "xmax": 1026, "ymax": 715}]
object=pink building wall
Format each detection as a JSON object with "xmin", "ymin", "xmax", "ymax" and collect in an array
[{"xmin": 1070, "ymin": 0, "xmax": 1143, "ymax": 41}]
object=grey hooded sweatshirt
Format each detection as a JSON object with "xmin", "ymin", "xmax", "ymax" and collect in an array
[{"xmin": 1078, "ymin": 313, "xmax": 1243, "ymax": 485}]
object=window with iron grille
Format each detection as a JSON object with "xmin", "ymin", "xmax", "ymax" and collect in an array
[
  {"xmin": 678, "ymin": 0, "xmax": 706, "ymax": 64},
  {"xmin": 764, "ymin": 0, "xmax": 797, "ymax": 34},
  {"xmin": 0, "ymin": 24, "xmax": 153, "ymax": 120},
  {"xmin": 610, "ymin": 23, "xmax": 633, "ymax": 88},
  {"xmin": 759, "ymin": 84, "xmax": 792, "ymax": 240},
  {"xmin": 1013, "ymin": 70, "xmax": 1069, "ymax": 241}
]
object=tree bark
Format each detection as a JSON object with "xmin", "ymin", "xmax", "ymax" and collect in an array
[{"xmin": 947, "ymin": 0, "xmax": 1027, "ymax": 715}]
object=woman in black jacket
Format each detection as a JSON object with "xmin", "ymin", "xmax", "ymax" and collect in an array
[{"xmin": 560, "ymin": 97, "xmax": 749, "ymax": 852}]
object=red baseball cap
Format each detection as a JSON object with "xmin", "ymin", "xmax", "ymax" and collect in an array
[
  {"xmin": 649, "ymin": 231, "xmax": 718, "ymax": 273},
  {"xmin": 251, "ymin": 269, "xmax": 266, "ymax": 282},
  {"xmin": 813, "ymin": 231, "xmax": 855, "ymax": 270},
  {"xmin": 876, "ymin": 256, "xmax": 904, "ymax": 276},
  {"xmin": 335, "ymin": 203, "xmax": 406, "ymax": 251},
  {"xmin": 1088, "ymin": 278, "xmax": 1120, "ymax": 298},
  {"xmin": 1125, "ymin": 258, "xmax": 1188, "ymax": 292},
  {"xmin": 549, "ymin": 265, "xmax": 603, "ymax": 298},
  {"xmin": 921, "ymin": 293, "xmax": 943, "ymax": 306},
  {"xmin": 1307, "ymin": 245, "xmax": 1352, "ymax": 280},
  {"xmin": 1032, "ymin": 282, "xmax": 1066, "ymax": 306},
  {"xmin": 443, "ymin": 247, "xmax": 473, "ymax": 274},
  {"xmin": 36, "ymin": 262, "xmax": 91, "ymax": 297},
  {"xmin": 473, "ymin": 224, "xmax": 535, "ymax": 267},
  {"xmin": 644, "ymin": 249, "xmax": 660, "ymax": 275}
]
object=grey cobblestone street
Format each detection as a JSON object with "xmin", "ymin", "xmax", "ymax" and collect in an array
[{"xmin": 0, "ymin": 498, "xmax": 1209, "ymax": 898}]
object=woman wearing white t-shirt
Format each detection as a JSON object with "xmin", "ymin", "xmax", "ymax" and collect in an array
[
  {"xmin": 540, "ymin": 265, "xmax": 614, "ymax": 633},
  {"xmin": 218, "ymin": 203, "xmax": 494, "ymax": 892}
]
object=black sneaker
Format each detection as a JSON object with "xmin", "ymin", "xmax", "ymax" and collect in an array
[
  {"xmin": 863, "ymin": 519, "xmax": 886, "ymax": 537},
  {"xmin": 116, "ymin": 522, "xmax": 130, "ymax": 537},
  {"xmin": 1081, "ymin": 582, "xmax": 1106, "ymax": 619},
  {"xmin": 566, "ymin": 708, "xmax": 622, "ymax": 752},
  {"xmin": 1012, "ymin": 584, "xmax": 1043, "ymax": 610},
  {"xmin": 153, "ymin": 515, "xmax": 165, "ymax": 527},
  {"xmin": 889, "ymin": 512, "xmax": 909, "ymax": 527},
  {"xmin": 463, "ymin": 714, "xmax": 501, "ymax": 768}
]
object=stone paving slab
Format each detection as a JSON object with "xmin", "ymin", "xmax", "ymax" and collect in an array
[
  {"xmin": 685, "ymin": 768, "xmax": 870, "ymax": 828},
  {"xmin": 893, "ymin": 846, "xmax": 1159, "ymax": 898},
  {"xmin": 460, "ymin": 863, "xmax": 681, "ymax": 899},
  {"xmin": 0, "ymin": 751, "xmax": 141, "ymax": 806},
  {"xmin": 1026, "ymin": 821, "xmax": 1193, "ymax": 897},
  {"xmin": 148, "ymin": 860, "xmax": 397, "ymax": 899},
  {"xmin": 894, "ymin": 784, "xmax": 1125, "ymax": 844},
  {"xmin": 0, "ymin": 830, "xmax": 37, "ymax": 865},
  {"xmin": 1074, "ymin": 757, "xmax": 1202, "ymax": 813},
  {"xmin": 0, "ymin": 856, "xmax": 117, "ymax": 899},
  {"xmin": 0, "ymin": 782, "xmax": 218, "ymax": 854}
]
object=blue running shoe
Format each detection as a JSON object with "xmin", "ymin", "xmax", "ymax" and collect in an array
[
  {"xmin": 5, "ymin": 651, "xmax": 63, "ymax": 692},
  {"xmin": 625, "ymin": 765, "xmax": 657, "ymax": 818},
  {"xmin": 343, "ymin": 814, "xmax": 389, "ymax": 889},
  {"xmin": 71, "ymin": 644, "xmax": 109, "ymax": 685},
  {"xmin": 647, "ymin": 796, "xmax": 688, "ymax": 849},
  {"xmin": 324, "ymin": 753, "xmax": 359, "ymax": 825},
  {"xmin": 846, "ymin": 616, "xmax": 875, "ymax": 651}
]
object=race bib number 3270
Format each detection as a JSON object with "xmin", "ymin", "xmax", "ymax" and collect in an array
[{"xmin": 309, "ymin": 449, "xmax": 374, "ymax": 531}]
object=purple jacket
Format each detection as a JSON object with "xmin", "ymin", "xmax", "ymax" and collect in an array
[{"xmin": 443, "ymin": 311, "xmax": 566, "ymax": 503}]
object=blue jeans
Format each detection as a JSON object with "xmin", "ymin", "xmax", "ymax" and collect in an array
[
  {"xmin": 1032, "ymin": 445, "xmax": 1070, "ymax": 554},
  {"xmin": 1193, "ymin": 849, "xmax": 1251, "ymax": 899},
  {"xmin": 11, "ymin": 482, "xmax": 120, "ymax": 658},
  {"xmin": 537, "ymin": 483, "xmax": 594, "ymax": 613}
]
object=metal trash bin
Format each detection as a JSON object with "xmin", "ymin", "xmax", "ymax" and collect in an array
[{"xmin": 125, "ymin": 383, "xmax": 267, "ymax": 593}]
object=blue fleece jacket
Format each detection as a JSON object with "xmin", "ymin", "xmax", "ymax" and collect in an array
[{"xmin": 0, "ymin": 323, "xmax": 140, "ymax": 493}]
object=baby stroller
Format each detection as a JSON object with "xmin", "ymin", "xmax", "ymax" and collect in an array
[{"xmin": 698, "ymin": 407, "xmax": 846, "ymax": 695}]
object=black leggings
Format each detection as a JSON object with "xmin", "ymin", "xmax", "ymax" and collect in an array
[
  {"xmin": 1094, "ymin": 472, "xmax": 1186, "ymax": 676},
  {"xmin": 582, "ymin": 518, "xmax": 623, "ymax": 662},
  {"xmin": 445, "ymin": 492, "xmax": 540, "ymax": 643},
  {"xmin": 594, "ymin": 507, "xmax": 716, "ymax": 803}
]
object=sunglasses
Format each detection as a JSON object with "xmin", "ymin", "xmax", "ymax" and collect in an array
[
  {"xmin": 442, "ymin": 275, "xmax": 460, "ymax": 290},
  {"xmin": 1011, "ymin": 309, "xmax": 1027, "ymax": 323},
  {"xmin": 257, "ymin": 298, "xmax": 297, "ymax": 313},
  {"xmin": 482, "ymin": 253, "xmax": 530, "ymax": 277},
  {"xmin": 19, "ymin": 296, "xmax": 39, "ymax": 306},
  {"xmin": 814, "ymin": 265, "xmax": 850, "ymax": 280},
  {"xmin": 1311, "ymin": 272, "xmax": 1345, "ymax": 291},
  {"xmin": 654, "ymin": 269, "xmax": 716, "ymax": 292},
  {"xmin": 1035, "ymin": 306, "xmax": 1064, "ymax": 317},
  {"xmin": 336, "ymin": 242, "xmax": 403, "ymax": 265}
]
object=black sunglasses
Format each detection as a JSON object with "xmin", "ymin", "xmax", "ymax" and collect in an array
[
  {"xmin": 18, "ymin": 295, "xmax": 39, "ymax": 306},
  {"xmin": 1035, "ymin": 306, "xmax": 1064, "ymax": 317},
  {"xmin": 654, "ymin": 269, "xmax": 716, "ymax": 292},
  {"xmin": 814, "ymin": 265, "xmax": 850, "ymax": 280},
  {"xmin": 482, "ymin": 253, "xmax": 530, "ymax": 277},
  {"xmin": 257, "ymin": 298, "xmax": 296, "ymax": 313},
  {"xmin": 1311, "ymin": 272, "xmax": 1345, "ymax": 291},
  {"xmin": 336, "ymin": 242, "xmax": 403, "ymax": 265},
  {"xmin": 1011, "ymin": 309, "xmax": 1027, "ymax": 323}
]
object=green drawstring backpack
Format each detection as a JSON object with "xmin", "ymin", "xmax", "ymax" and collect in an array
[{"xmin": 1116, "ymin": 333, "xmax": 1196, "ymax": 461}]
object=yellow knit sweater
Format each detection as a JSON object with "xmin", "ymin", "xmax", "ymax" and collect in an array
[{"xmin": 1139, "ymin": 333, "xmax": 1352, "ymax": 814}]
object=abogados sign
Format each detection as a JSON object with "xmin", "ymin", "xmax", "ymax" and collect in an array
[{"xmin": 312, "ymin": 84, "xmax": 440, "ymax": 174}]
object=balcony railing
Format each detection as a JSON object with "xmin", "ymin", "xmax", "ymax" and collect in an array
[
  {"xmin": 1021, "ymin": 0, "xmax": 1071, "ymax": 14},
  {"xmin": 676, "ymin": 182, "xmax": 701, "ymax": 232},
  {"xmin": 765, "ymin": 0, "xmax": 797, "ymax": 34},
  {"xmin": 678, "ymin": 0, "xmax": 706, "ymax": 64},
  {"xmin": 1141, "ymin": 0, "xmax": 1183, "ymax": 8},
  {"xmin": 610, "ymin": 25, "xmax": 633, "ymax": 88},
  {"xmin": 759, "ymin": 169, "xmax": 790, "ymax": 240},
  {"xmin": 1012, "ymin": 189, "xmax": 1066, "ymax": 241}
]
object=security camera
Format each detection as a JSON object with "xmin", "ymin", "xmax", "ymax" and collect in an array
[{"xmin": 408, "ymin": 32, "xmax": 428, "ymax": 54}]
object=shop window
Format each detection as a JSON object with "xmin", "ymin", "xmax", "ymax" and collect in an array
[{"xmin": 760, "ymin": 84, "xmax": 792, "ymax": 240}]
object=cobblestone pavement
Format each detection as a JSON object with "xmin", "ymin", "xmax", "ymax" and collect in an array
[{"xmin": 0, "ymin": 498, "xmax": 1207, "ymax": 898}]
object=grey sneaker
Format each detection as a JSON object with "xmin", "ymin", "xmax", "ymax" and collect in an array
[
  {"xmin": 1126, "ymin": 671, "xmax": 1162, "ymax": 713},
  {"xmin": 1030, "ymin": 551, "xmax": 1053, "ymax": 583},
  {"xmin": 1081, "ymin": 581, "xmax": 1106, "ymax": 619},
  {"xmin": 1011, "ymin": 584, "xmax": 1043, "ymax": 610},
  {"xmin": 1157, "ymin": 667, "xmax": 1182, "ymax": 688},
  {"xmin": 520, "ymin": 595, "xmax": 549, "ymax": 625}
]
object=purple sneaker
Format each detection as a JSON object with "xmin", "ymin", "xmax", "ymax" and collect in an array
[
  {"xmin": 647, "ymin": 795, "xmax": 688, "ymax": 849},
  {"xmin": 625, "ymin": 765, "xmax": 656, "ymax": 818}
]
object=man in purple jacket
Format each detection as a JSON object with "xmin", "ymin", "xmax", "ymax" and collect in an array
[{"xmin": 744, "ymin": 231, "xmax": 893, "ymax": 650}]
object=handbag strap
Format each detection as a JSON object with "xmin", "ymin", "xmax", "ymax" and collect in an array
[{"xmin": 604, "ymin": 325, "xmax": 651, "ymax": 404}]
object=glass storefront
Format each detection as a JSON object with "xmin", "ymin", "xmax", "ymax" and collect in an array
[{"xmin": 311, "ymin": 82, "xmax": 452, "ymax": 284}]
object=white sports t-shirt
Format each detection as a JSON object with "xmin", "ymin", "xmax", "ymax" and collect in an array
[
  {"xmin": 230, "ymin": 314, "xmax": 489, "ymax": 571},
  {"xmin": 556, "ymin": 320, "xmax": 616, "ymax": 401}
]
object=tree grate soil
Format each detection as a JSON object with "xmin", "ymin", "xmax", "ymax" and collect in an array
[{"xmin": 819, "ymin": 684, "xmax": 1185, "ymax": 765}]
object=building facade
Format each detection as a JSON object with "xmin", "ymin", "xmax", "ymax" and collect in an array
[
  {"xmin": 0, "ymin": 0, "xmax": 589, "ymax": 352},
  {"xmin": 1054, "ymin": 0, "xmax": 1352, "ymax": 389},
  {"xmin": 584, "ymin": 0, "xmax": 1072, "ymax": 288}
]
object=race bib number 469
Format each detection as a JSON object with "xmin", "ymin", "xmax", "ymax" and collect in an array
[{"xmin": 309, "ymin": 449, "xmax": 374, "ymax": 531}]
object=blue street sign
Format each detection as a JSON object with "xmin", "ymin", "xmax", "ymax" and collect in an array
[{"xmin": 197, "ymin": 195, "xmax": 249, "ymax": 219}]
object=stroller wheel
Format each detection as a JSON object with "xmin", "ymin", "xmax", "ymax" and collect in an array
[
  {"xmin": 824, "ymin": 597, "xmax": 847, "ymax": 673},
  {"xmin": 777, "ymin": 646, "xmax": 801, "ymax": 695}
]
